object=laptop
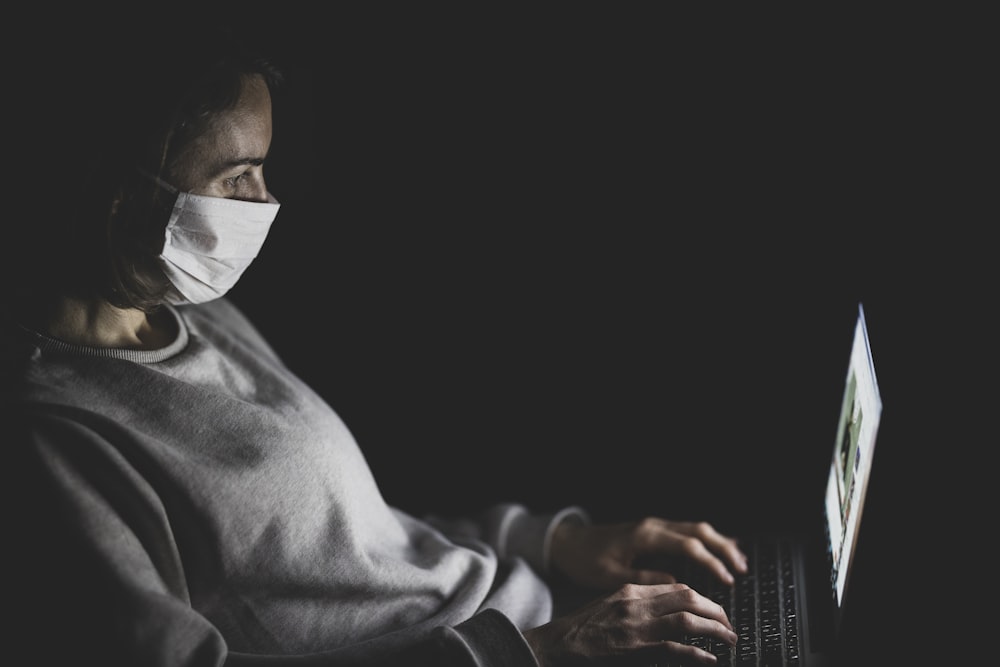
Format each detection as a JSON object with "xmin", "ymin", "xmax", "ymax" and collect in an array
[{"xmin": 664, "ymin": 302, "xmax": 883, "ymax": 667}]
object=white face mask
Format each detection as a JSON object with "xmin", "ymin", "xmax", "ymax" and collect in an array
[{"xmin": 147, "ymin": 174, "xmax": 281, "ymax": 305}]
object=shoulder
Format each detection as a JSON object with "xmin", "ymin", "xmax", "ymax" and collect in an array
[
  {"xmin": 177, "ymin": 297, "xmax": 253, "ymax": 328},
  {"xmin": 176, "ymin": 298, "xmax": 285, "ymax": 362},
  {"xmin": 175, "ymin": 298, "xmax": 263, "ymax": 345}
]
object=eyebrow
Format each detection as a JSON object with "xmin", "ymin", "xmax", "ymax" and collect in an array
[
  {"xmin": 222, "ymin": 157, "xmax": 266, "ymax": 169},
  {"xmin": 207, "ymin": 157, "xmax": 266, "ymax": 181}
]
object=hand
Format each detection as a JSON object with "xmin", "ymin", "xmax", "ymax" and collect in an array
[
  {"xmin": 523, "ymin": 582, "xmax": 737, "ymax": 666},
  {"xmin": 549, "ymin": 517, "xmax": 748, "ymax": 591}
]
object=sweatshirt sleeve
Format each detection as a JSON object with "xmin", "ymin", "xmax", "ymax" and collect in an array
[
  {"xmin": 425, "ymin": 503, "xmax": 591, "ymax": 575},
  {"xmin": 12, "ymin": 413, "xmax": 230, "ymax": 667},
  {"xmin": 226, "ymin": 610, "xmax": 538, "ymax": 667},
  {"xmin": 394, "ymin": 609, "xmax": 540, "ymax": 667},
  {"xmin": 9, "ymin": 414, "xmax": 543, "ymax": 667}
]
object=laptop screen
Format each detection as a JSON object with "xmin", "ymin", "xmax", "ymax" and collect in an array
[{"xmin": 823, "ymin": 303, "xmax": 882, "ymax": 619}]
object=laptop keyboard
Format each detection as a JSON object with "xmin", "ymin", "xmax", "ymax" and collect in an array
[{"xmin": 661, "ymin": 536, "xmax": 801, "ymax": 667}]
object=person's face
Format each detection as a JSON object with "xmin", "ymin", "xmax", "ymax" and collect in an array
[{"xmin": 168, "ymin": 74, "xmax": 273, "ymax": 203}]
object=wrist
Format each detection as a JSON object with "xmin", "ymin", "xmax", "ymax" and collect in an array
[
  {"xmin": 523, "ymin": 623, "xmax": 560, "ymax": 667},
  {"xmin": 548, "ymin": 513, "xmax": 587, "ymax": 576}
]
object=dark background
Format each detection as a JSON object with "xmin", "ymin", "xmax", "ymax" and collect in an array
[
  {"xmin": 223, "ymin": 9, "xmax": 988, "ymax": 665},
  {"xmin": 3, "ymin": 8, "xmax": 987, "ymax": 666}
]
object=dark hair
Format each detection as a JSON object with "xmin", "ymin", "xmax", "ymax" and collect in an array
[{"xmin": 12, "ymin": 22, "xmax": 284, "ymax": 312}]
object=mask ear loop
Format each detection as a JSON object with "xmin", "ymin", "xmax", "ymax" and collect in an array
[{"xmin": 136, "ymin": 167, "xmax": 179, "ymax": 194}]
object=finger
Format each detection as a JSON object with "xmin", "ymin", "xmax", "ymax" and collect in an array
[
  {"xmin": 658, "ymin": 610, "xmax": 737, "ymax": 648},
  {"xmin": 671, "ymin": 521, "xmax": 749, "ymax": 576},
  {"xmin": 651, "ymin": 640, "xmax": 723, "ymax": 666},
  {"xmin": 647, "ymin": 611, "xmax": 736, "ymax": 661},
  {"xmin": 632, "ymin": 520, "xmax": 747, "ymax": 584},
  {"xmin": 714, "ymin": 540, "xmax": 749, "ymax": 576},
  {"xmin": 627, "ymin": 566, "xmax": 678, "ymax": 585},
  {"xmin": 671, "ymin": 535, "xmax": 740, "ymax": 586},
  {"xmin": 615, "ymin": 582, "xmax": 688, "ymax": 600},
  {"xmin": 651, "ymin": 585, "xmax": 734, "ymax": 631}
]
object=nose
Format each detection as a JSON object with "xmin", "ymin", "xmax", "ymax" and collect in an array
[{"xmin": 244, "ymin": 170, "xmax": 269, "ymax": 203}]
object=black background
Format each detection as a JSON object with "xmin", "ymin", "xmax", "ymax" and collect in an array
[
  {"xmin": 209, "ymin": 8, "xmax": 990, "ymax": 665},
  {"xmin": 3, "ymin": 7, "xmax": 989, "ymax": 666}
]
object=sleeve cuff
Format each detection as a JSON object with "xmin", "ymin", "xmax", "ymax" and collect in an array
[
  {"xmin": 494, "ymin": 505, "xmax": 590, "ymax": 574},
  {"xmin": 429, "ymin": 608, "xmax": 539, "ymax": 667}
]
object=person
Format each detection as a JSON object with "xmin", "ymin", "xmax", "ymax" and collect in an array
[{"xmin": 2, "ymin": 21, "xmax": 748, "ymax": 666}]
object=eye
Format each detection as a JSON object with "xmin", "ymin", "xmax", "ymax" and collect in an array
[{"xmin": 222, "ymin": 172, "xmax": 247, "ymax": 189}]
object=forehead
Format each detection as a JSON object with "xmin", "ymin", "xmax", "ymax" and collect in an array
[{"xmin": 170, "ymin": 75, "xmax": 273, "ymax": 185}]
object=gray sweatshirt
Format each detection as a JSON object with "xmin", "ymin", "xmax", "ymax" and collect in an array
[{"xmin": 1, "ymin": 298, "xmax": 588, "ymax": 666}]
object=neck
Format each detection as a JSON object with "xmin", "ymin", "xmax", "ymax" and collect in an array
[{"xmin": 23, "ymin": 296, "xmax": 174, "ymax": 350}]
